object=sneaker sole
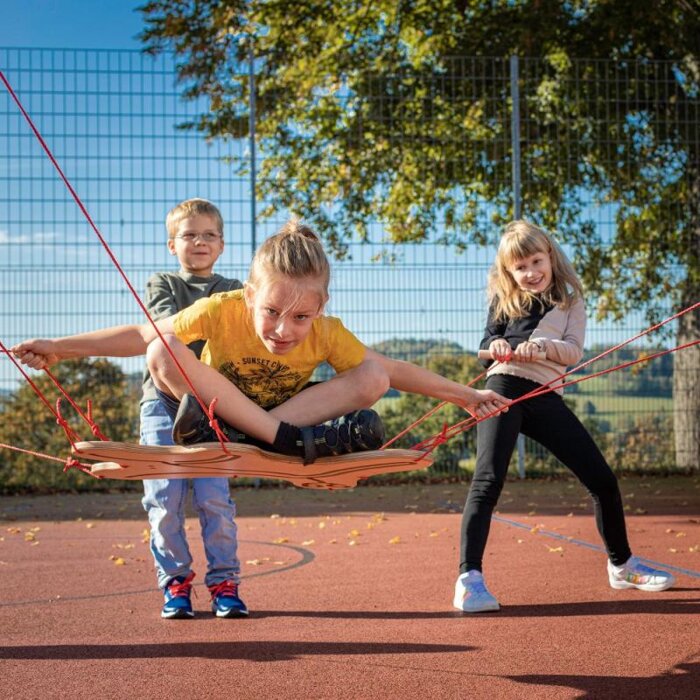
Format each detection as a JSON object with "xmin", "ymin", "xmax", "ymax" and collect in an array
[
  {"xmin": 161, "ymin": 609, "xmax": 195, "ymax": 619},
  {"xmin": 609, "ymin": 575, "xmax": 676, "ymax": 592},
  {"xmin": 213, "ymin": 608, "xmax": 250, "ymax": 618},
  {"xmin": 452, "ymin": 597, "xmax": 500, "ymax": 613}
]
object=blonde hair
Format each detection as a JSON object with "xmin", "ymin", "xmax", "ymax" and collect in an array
[
  {"xmin": 247, "ymin": 219, "xmax": 330, "ymax": 306},
  {"xmin": 166, "ymin": 198, "xmax": 224, "ymax": 238},
  {"xmin": 488, "ymin": 220, "xmax": 583, "ymax": 321}
]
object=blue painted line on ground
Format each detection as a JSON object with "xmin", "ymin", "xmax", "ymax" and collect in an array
[{"xmin": 492, "ymin": 514, "xmax": 700, "ymax": 580}]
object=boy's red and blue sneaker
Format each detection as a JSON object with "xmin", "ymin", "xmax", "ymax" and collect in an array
[
  {"xmin": 161, "ymin": 572, "xmax": 195, "ymax": 619},
  {"xmin": 209, "ymin": 579, "xmax": 249, "ymax": 618}
]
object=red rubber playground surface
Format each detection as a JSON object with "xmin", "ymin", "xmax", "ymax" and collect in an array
[{"xmin": 1, "ymin": 476, "xmax": 698, "ymax": 699}]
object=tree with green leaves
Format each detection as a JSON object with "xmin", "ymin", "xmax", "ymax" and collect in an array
[
  {"xmin": 0, "ymin": 359, "xmax": 139, "ymax": 493},
  {"xmin": 140, "ymin": 0, "xmax": 700, "ymax": 468}
]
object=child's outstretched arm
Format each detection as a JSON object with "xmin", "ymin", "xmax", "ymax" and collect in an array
[
  {"xmin": 12, "ymin": 318, "xmax": 175, "ymax": 370},
  {"xmin": 363, "ymin": 349, "xmax": 509, "ymax": 419}
]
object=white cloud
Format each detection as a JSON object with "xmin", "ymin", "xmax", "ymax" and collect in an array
[
  {"xmin": 32, "ymin": 231, "xmax": 59, "ymax": 243},
  {"xmin": 0, "ymin": 230, "xmax": 57, "ymax": 244}
]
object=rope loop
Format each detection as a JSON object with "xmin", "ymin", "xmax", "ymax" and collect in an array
[
  {"xmin": 206, "ymin": 397, "xmax": 235, "ymax": 457},
  {"xmin": 63, "ymin": 456, "xmax": 98, "ymax": 477}
]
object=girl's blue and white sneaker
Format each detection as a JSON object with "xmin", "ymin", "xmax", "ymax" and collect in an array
[
  {"xmin": 453, "ymin": 570, "xmax": 500, "ymax": 613},
  {"xmin": 607, "ymin": 556, "xmax": 675, "ymax": 592}
]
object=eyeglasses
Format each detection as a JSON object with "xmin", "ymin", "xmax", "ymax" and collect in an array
[{"xmin": 173, "ymin": 232, "xmax": 223, "ymax": 243}]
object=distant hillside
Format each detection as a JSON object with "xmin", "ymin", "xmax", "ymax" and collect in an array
[
  {"xmin": 370, "ymin": 338, "xmax": 466, "ymax": 362},
  {"xmin": 575, "ymin": 345, "xmax": 672, "ymax": 397}
]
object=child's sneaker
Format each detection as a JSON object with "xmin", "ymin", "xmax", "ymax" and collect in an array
[
  {"xmin": 607, "ymin": 556, "xmax": 675, "ymax": 592},
  {"xmin": 172, "ymin": 393, "xmax": 242, "ymax": 445},
  {"xmin": 300, "ymin": 409, "xmax": 385, "ymax": 464},
  {"xmin": 209, "ymin": 580, "xmax": 249, "ymax": 618},
  {"xmin": 453, "ymin": 570, "xmax": 500, "ymax": 613},
  {"xmin": 161, "ymin": 572, "xmax": 195, "ymax": 619}
]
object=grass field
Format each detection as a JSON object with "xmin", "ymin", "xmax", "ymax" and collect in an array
[
  {"xmin": 569, "ymin": 391, "xmax": 673, "ymax": 427},
  {"xmin": 376, "ymin": 392, "xmax": 672, "ymax": 426}
]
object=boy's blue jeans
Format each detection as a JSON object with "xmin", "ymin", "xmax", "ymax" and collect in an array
[{"xmin": 139, "ymin": 399, "xmax": 241, "ymax": 589}]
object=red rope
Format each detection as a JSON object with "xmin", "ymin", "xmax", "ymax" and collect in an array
[
  {"xmin": 381, "ymin": 367, "xmax": 489, "ymax": 449},
  {"xmin": 412, "ymin": 422, "xmax": 450, "ymax": 462},
  {"xmin": 412, "ymin": 335, "xmax": 700, "ymax": 453},
  {"xmin": 412, "ymin": 300, "xmax": 700, "ymax": 451},
  {"xmin": 0, "ymin": 339, "xmax": 82, "ymax": 445},
  {"xmin": 0, "ymin": 70, "xmax": 232, "ymax": 455},
  {"xmin": 506, "ymin": 300, "xmax": 700, "ymax": 412},
  {"xmin": 0, "ymin": 345, "xmax": 107, "ymax": 442},
  {"xmin": 44, "ymin": 369, "xmax": 108, "ymax": 440},
  {"xmin": 406, "ymin": 300, "xmax": 700, "ymax": 453},
  {"xmin": 0, "ymin": 442, "xmax": 97, "ymax": 477}
]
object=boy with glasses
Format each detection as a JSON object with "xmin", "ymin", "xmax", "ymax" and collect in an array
[{"xmin": 140, "ymin": 198, "xmax": 247, "ymax": 619}]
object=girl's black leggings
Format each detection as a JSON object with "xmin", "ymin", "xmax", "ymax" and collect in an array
[{"xmin": 460, "ymin": 375, "xmax": 632, "ymax": 573}]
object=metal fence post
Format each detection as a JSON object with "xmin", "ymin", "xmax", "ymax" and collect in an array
[
  {"xmin": 249, "ymin": 43, "xmax": 257, "ymax": 255},
  {"xmin": 510, "ymin": 54, "xmax": 526, "ymax": 480}
]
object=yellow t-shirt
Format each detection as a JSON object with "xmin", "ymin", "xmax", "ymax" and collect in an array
[{"xmin": 172, "ymin": 290, "xmax": 366, "ymax": 409}]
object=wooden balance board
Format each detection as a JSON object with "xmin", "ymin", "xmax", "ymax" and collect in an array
[{"xmin": 72, "ymin": 441, "xmax": 433, "ymax": 490}]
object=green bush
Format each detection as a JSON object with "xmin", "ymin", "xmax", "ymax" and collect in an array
[
  {"xmin": 0, "ymin": 359, "xmax": 140, "ymax": 493},
  {"xmin": 605, "ymin": 413, "xmax": 676, "ymax": 473}
]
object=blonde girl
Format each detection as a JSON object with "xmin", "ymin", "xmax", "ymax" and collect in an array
[
  {"xmin": 454, "ymin": 220, "xmax": 674, "ymax": 613},
  {"xmin": 13, "ymin": 220, "xmax": 509, "ymax": 467}
]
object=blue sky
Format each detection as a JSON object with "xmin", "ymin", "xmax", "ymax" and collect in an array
[{"xmin": 1, "ymin": 1, "xmax": 143, "ymax": 49}]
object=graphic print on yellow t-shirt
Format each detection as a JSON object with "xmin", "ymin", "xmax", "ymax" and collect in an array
[
  {"xmin": 172, "ymin": 290, "xmax": 366, "ymax": 410},
  {"xmin": 218, "ymin": 356, "xmax": 305, "ymax": 409}
]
